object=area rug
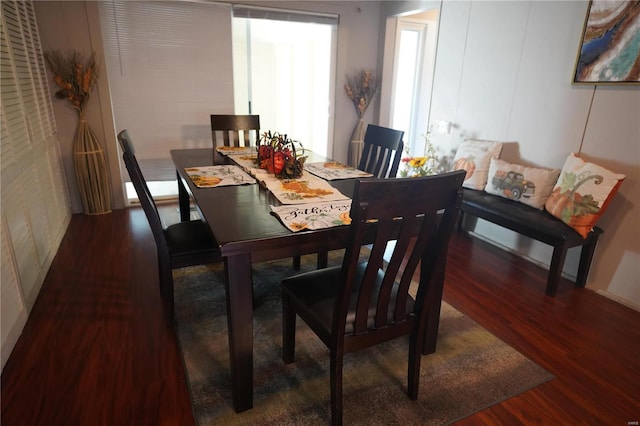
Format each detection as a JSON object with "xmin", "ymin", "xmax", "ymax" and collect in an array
[{"xmin": 173, "ymin": 253, "xmax": 553, "ymax": 425}]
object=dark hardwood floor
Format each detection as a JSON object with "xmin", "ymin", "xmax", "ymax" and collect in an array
[{"xmin": 2, "ymin": 206, "xmax": 639, "ymax": 425}]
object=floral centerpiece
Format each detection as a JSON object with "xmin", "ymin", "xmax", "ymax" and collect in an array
[
  {"xmin": 257, "ymin": 131, "xmax": 307, "ymax": 179},
  {"xmin": 400, "ymin": 131, "xmax": 440, "ymax": 177}
]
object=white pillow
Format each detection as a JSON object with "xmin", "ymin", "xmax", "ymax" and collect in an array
[
  {"xmin": 485, "ymin": 157, "xmax": 561, "ymax": 209},
  {"xmin": 452, "ymin": 139, "xmax": 503, "ymax": 190}
]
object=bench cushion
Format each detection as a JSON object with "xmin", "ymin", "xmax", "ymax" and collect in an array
[{"xmin": 461, "ymin": 189, "xmax": 590, "ymax": 246}]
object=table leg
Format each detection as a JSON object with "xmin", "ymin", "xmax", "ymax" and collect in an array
[
  {"xmin": 224, "ymin": 254, "xmax": 254, "ymax": 412},
  {"xmin": 177, "ymin": 171, "xmax": 191, "ymax": 222}
]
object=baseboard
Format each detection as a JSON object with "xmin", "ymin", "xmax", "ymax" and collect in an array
[{"xmin": 595, "ymin": 290, "xmax": 640, "ymax": 312}]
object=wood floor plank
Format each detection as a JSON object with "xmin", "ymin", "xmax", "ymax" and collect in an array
[
  {"xmin": 2, "ymin": 206, "xmax": 639, "ymax": 425},
  {"xmin": 445, "ymin": 232, "xmax": 640, "ymax": 424}
]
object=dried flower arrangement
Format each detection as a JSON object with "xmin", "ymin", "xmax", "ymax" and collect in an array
[
  {"xmin": 43, "ymin": 50, "xmax": 98, "ymax": 117},
  {"xmin": 344, "ymin": 70, "xmax": 380, "ymax": 119},
  {"xmin": 43, "ymin": 49, "xmax": 111, "ymax": 215},
  {"xmin": 257, "ymin": 131, "xmax": 307, "ymax": 179}
]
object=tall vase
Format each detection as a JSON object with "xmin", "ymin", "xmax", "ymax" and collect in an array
[
  {"xmin": 73, "ymin": 118, "xmax": 112, "ymax": 215},
  {"xmin": 349, "ymin": 118, "xmax": 366, "ymax": 167}
]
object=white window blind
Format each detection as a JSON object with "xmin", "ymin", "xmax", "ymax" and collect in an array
[{"xmin": 98, "ymin": 1, "xmax": 234, "ymax": 182}]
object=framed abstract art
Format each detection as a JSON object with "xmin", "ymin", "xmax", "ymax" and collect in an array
[{"xmin": 572, "ymin": 0, "xmax": 640, "ymax": 84}]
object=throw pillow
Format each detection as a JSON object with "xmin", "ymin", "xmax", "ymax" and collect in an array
[
  {"xmin": 452, "ymin": 139, "xmax": 503, "ymax": 190},
  {"xmin": 485, "ymin": 158, "xmax": 561, "ymax": 209},
  {"xmin": 545, "ymin": 152, "xmax": 625, "ymax": 238}
]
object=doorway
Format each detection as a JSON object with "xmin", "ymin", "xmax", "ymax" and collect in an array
[{"xmin": 380, "ymin": 10, "xmax": 439, "ymax": 156}]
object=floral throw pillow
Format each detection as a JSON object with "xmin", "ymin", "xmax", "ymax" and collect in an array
[
  {"xmin": 485, "ymin": 157, "xmax": 560, "ymax": 209},
  {"xmin": 452, "ymin": 139, "xmax": 503, "ymax": 190},
  {"xmin": 545, "ymin": 153, "xmax": 625, "ymax": 238}
]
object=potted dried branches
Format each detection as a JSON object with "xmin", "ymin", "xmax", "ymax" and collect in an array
[
  {"xmin": 44, "ymin": 50, "xmax": 111, "ymax": 215},
  {"xmin": 344, "ymin": 70, "xmax": 380, "ymax": 166}
]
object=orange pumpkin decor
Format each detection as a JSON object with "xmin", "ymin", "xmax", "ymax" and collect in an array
[
  {"xmin": 545, "ymin": 152, "xmax": 625, "ymax": 238},
  {"xmin": 257, "ymin": 131, "xmax": 306, "ymax": 178},
  {"xmin": 545, "ymin": 174, "xmax": 603, "ymax": 226},
  {"xmin": 453, "ymin": 155, "xmax": 476, "ymax": 181},
  {"xmin": 545, "ymin": 187, "xmax": 572, "ymax": 218}
]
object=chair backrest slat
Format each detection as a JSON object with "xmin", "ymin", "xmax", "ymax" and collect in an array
[
  {"xmin": 210, "ymin": 114, "xmax": 260, "ymax": 147},
  {"xmin": 338, "ymin": 171, "xmax": 465, "ymax": 337},
  {"xmin": 358, "ymin": 124, "xmax": 404, "ymax": 178}
]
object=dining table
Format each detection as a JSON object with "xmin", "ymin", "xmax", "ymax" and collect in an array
[{"xmin": 170, "ymin": 148, "xmax": 446, "ymax": 413}]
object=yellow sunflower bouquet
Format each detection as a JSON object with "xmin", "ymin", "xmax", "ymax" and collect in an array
[{"xmin": 399, "ymin": 136, "xmax": 439, "ymax": 177}]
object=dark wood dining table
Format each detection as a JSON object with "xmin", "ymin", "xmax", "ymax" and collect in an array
[{"xmin": 170, "ymin": 148, "xmax": 445, "ymax": 413}]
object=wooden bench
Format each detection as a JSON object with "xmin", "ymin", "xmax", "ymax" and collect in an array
[{"xmin": 458, "ymin": 189, "xmax": 602, "ymax": 296}]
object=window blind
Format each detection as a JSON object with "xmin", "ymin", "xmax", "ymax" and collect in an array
[
  {"xmin": 232, "ymin": 5, "xmax": 338, "ymax": 26},
  {"xmin": 98, "ymin": 1, "xmax": 234, "ymax": 182}
]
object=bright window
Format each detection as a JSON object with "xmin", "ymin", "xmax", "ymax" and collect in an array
[{"xmin": 232, "ymin": 6, "xmax": 337, "ymax": 156}]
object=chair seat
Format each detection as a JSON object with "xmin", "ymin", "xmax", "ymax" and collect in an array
[
  {"xmin": 165, "ymin": 220, "xmax": 221, "ymax": 268},
  {"xmin": 282, "ymin": 263, "xmax": 415, "ymax": 338}
]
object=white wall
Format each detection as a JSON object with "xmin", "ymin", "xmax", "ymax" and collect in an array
[{"xmin": 389, "ymin": 1, "xmax": 639, "ymax": 308}]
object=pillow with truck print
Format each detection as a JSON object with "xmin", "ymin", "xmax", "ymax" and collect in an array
[
  {"xmin": 545, "ymin": 152, "xmax": 625, "ymax": 238},
  {"xmin": 485, "ymin": 157, "xmax": 560, "ymax": 209},
  {"xmin": 451, "ymin": 139, "xmax": 503, "ymax": 190}
]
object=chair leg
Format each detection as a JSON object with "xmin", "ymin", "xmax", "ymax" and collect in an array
[
  {"xmin": 330, "ymin": 349, "xmax": 344, "ymax": 426},
  {"xmin": 282, "ymin": 293, "xmax": 296, "ymax": 364},
  {"xmin": 293, "ymin": 255, "xmax": 301, "ymax": 271},
  {"xmin": 408, "ymin": 329, "xmax": 424, "ymax": 400},
  {"xmin": 159, "ymin": 265, "xmax": 175, "ymax": 327},
  {"xmin": 317, "ymin": 250, "xmax": 328, "ymax": 269}
]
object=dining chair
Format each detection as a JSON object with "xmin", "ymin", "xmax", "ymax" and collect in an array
[
  {"xmin": 280, "ymin": 170, "xmax": 466, "ymax": 425},
  {"xmin": 303, "ymin": 124, "xmax": 406, "ymax": 271},
  {"xmin": 358, "ymin": 124, "xmax": 405, "ymax": 178},
  {"xmin": 210, "ymin": 114, "xmax": 260, "ymax": 147},
  {"xmin": 117, "ymin": 130, "xmax": 222, "ymax": 327}
]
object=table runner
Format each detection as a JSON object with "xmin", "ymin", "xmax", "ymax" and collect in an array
[
  {"xmin": 228, "ymin": 154, "xmax": 349, "ymax": 204},
  {"xmin": 305, "ymin": 161, "xmax": 373, "ymax": 180},
  {"xmin": 227, "ymin": 153, "xmax": 267, "ymax": 179},
  {"xmin": 216, "ymin": 146, "xmax": 255, "ymax": 155},
  {"xmin": 184, "ymin": 165, "xmax": 256, "ymax": 188},
  {"xmin": 262, "ymin": 173, "xmax": 350, "ymax": 204},
  {"xmin": 270, "ymin": 200, "xmax": 351, "ymax": 232}
]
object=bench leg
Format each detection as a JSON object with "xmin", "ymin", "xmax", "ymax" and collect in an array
[
  {"xmin": 575, "ymin": 231, "xmax": 601, "ymax": 287},
  {"xmin": 547, "ymin": 242, "xmax": 569, "ymax": 297}
]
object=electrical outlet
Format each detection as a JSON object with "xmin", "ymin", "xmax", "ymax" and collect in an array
[{"xmin": 436, "ymin": 120, "xmax": 451, "ymax": 134}]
